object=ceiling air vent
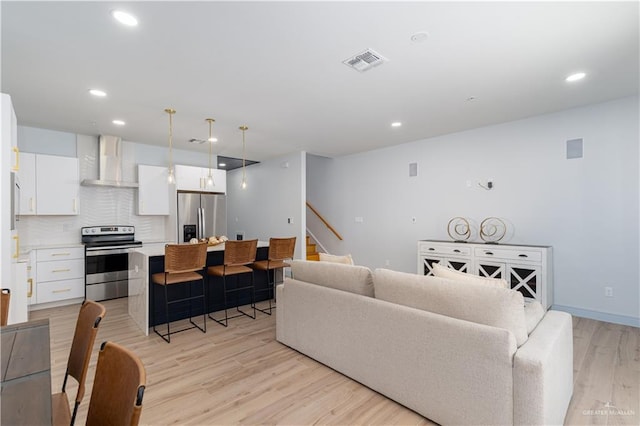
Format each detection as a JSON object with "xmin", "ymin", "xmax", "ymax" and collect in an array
[{"xmin": 343, "ymin": 48, "xmax": 387, "ymax": 72}]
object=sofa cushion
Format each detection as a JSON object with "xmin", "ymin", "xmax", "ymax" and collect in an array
[
  {"xmin": 432, "ymin": 263, "xmax": 509, "ymax": 289},
  {"xmin": 291, "ymin": 260, "xmax": 374, "ymax": 297},
  {"xmin": 374, "ymin": 268, "xmax": 529, "ymax": 346},
  {"xmin": 319, "ymin": 252, "xmax": 354, "ymax": 265},
  {"xmin": 524, "ymin": 300, "xmax": 545, "ymax": 334}
]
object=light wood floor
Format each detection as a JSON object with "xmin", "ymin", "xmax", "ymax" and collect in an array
[{"xmin": 30, "ymin": 299, "xmax": 638, "ymax": 425}]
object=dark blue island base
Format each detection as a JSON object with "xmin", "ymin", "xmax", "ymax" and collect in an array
[{"xmin": 148, "ymin": 246, "xmax": 274, "ymax": 326}]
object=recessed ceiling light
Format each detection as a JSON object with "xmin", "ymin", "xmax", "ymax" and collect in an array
[
  {"xmin": 391, "ymin": 122, "xmax": 402, "ymax": 127},
  {"xmin": 112, "ymin": 120, "xmax": 125, "ymax": 126},
  {"xmin": 218, "ymin": 163, "xmax": 226, "ymax": 167},
  {"xmin": 565, "ymin": 72, "xmax": 586, "ymax": 82},
  {"xmin": 89, "ymin": 89, "xmax": 107, "ymax": 97},
  {"xmin": 410, "ymin": 31, "xmax": 429, "ymax": 43},
  {"xmin": 111, "ymin": 10, "xmax": 138, "ymax": 27},
  {"xmin": 208, "ymin": 137, "xmax": 218, "ymax": 143}
]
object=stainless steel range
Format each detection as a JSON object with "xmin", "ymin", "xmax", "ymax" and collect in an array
[{"xmin": 82, "ymin": 226, "xmax": 142, "ymax": 301}]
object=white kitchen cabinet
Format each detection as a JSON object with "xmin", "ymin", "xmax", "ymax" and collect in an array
[
  {"xmin": 26, "ymin": 250, "xmax": 37, "ymax": 306},
  {"xmin": 175, "ymin": 164, "xmax": 226, "ymax": 193},
  {"xmin": 35, "ymin": 247, "xmax": 84, "ymax": 305},
  {"xmin": 17, "ymin": 152, "xmax": 37, "ymax": 215},
  {"xmin": 1, "ymin": 93, "xmax": 18, "ymax": 296},
  {"xmin": 8, "ymin": 260, "xmax": 29, "ymax": 324},
  {"xmin": 417, "ymin": 240, "xmax": 553, "ymax": 309},
  {"xmin": 137, "ymin": 164, "xmax": 170, "ymax": 215},
  {"xmin": 35, "ymin": 154, "xmax": 79, "ymax": 215}
]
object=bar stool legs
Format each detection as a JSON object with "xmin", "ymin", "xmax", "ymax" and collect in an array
[
  {"xmin": 208, "ymin": 272, "xmax": 256, "ymax": 328},
  {"xmin": 153, "ymin": 276, "xmax": 206, "ymax": 344}
]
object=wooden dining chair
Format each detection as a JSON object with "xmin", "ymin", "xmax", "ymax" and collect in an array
[
  {"xmin": 1, "ymin": 288, "xmax": 10, "ymax": 326},
  {"xmin": 207, "ymin": 239, "xmax": 258, "ymax": 327},
  {"xmin": 251, "ymin": 237, "xmax": 296, "ymax": 315},
  {"xmin": 85, "ymin": 341, "xmax": 146, "ymax": 426},
  {"xmin": 151, "ymin": 243, "xmax": 207, "ymax": 343},
  {"xmin": 52, "ymin": 300, "xmax": 106, "ymax": 426}
]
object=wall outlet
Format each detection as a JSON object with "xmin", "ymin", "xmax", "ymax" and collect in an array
[
  {"xmin": 287, "ymin": 217, "xmax": 293, "ymax": 224},
  {"xmin": 605, "ymin": 286, "xmax": 613, "ymax": 297},
  {"xmin": 355, "ymin": 216, "xmax": 364, "ymax": 223},
  {"xmin": 385, "ymin": 259, "xmax": 390, "ymax": 266}
]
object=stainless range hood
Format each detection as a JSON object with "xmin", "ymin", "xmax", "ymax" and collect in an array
[{"xmin": 81, "ymin": 135, "xmax": 139, "ymax": 188}]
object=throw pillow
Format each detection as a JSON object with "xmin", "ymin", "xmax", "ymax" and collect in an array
[
  {"xmin": 319, "ymin": 252, "xmax": 354, "ymax": 265},
  {"xmin": 432, "ymin": 263, "xmax": 509, "ymax": 289},
  {"xmin": 290, "ymin": 259, "xmax": 373, "ymax": 297}
]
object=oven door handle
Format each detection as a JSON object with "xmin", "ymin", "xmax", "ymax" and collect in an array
[{"xmin": 85, "ymin": 247, "xmax": 134, "ymax": 256}]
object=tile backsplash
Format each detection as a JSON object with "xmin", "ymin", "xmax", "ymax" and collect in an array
[{"xmin": 18, "ymin": 185, "xmax": 167, "ymax": 247}]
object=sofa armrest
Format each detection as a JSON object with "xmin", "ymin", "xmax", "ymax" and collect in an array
[{"xmin": 513, "ymin": 310, "xmax": 573, "ymax": 426}]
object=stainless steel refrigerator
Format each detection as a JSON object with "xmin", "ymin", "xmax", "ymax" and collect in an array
[{"xmin": 177, "ymin": 192, "xmax": 227, "ymax": 243}]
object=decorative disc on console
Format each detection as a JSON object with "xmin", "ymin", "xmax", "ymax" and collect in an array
[
  {"xmin": 480, "ymin": 217, "xmax": 506, "ymax": 243},
  {"xmin": 447, "ymin": 217, "xmax": 471, "ymax": 242}
]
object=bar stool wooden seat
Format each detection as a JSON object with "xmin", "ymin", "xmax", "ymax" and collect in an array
[
  {"xmin": 52, "ymin": 300, "xmax": 106, "ymax": 426},
  {"xmin": 207, "ymin": 239, "xmax": 258, "ymax": 327},
  {"xmin": 251, "ymin": 237, "xmax": 296, "ymax": 315},
  {"xmin": 151, "ymin": 243, "xmax": 207, "ymax": 343}
]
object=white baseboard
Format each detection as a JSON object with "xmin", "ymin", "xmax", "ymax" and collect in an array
[{"xmin": 553, "ymin": 305, "xmax": 640, "ymax": 327}]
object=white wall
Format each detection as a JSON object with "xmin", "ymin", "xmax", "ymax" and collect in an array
[
  {"xmin": 307, "ymin": 96, "xmax": 639, "ymax": 325},
  {"xmin": 226, "ymin": 152, "xmax": 306, "ymax": 260}
]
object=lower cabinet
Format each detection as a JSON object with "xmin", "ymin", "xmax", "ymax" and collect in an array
[
  {"xmin": 35, "ymin": 247, "xmax": 84, "ymax": 305},
  {"xmin": 418, "ymin": 240, "xmax": 553, "ymax": 309}
]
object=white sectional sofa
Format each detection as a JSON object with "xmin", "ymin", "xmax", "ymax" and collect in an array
[{"xmin": 276, "ymin": 260, "xmax": 573, "ymax": 425}]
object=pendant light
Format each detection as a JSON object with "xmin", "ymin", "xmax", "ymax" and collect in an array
[
  {"xmin": 165, "ymin": 108, "xmax": 176, "ymax": 184},
  {"xmin": 239, "ymin": 125, "xmax": 248, "ymax": 189},
  {"xmin": 205, "ymin": 118, "xmax": 215, "ymax": 188}
]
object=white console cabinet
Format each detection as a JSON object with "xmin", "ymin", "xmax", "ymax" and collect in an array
[{"xmin": 417, "ymin": 240, "xmax": 553, "ymax": 309}]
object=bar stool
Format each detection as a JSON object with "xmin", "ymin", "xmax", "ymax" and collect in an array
[
  {"xmin": 1, "ymin": 288, "xmax": 10, "ymax": 326},
  {"xmin": 151, "ymin": 243, "xmax": 207, "ymax": 343},
  {"xmin": 251, "ymin": 237, "xmax": 296, "ymax": 315},
  {"xmin": 207, "ymin": 239, "xmax": 258, "ymax": 327},
  {"xmin": 52, "ymin": 300, "xmax": 106, "ymax": 426}
]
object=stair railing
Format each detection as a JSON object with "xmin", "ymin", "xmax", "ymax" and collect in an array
[
  {"xmin": 306, "ymin": 228, "xmax": 329, "ymax": 255},
  {"xmin": 306, "ymin": 201, "xmax": 343, "ymax": 241}
]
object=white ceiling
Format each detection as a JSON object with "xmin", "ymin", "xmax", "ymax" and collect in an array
[{"xmin": 2, "ymin": 1, "xmax": 638, "ymax": 162}]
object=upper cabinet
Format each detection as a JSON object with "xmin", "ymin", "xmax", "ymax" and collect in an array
[
  {"xmin": 18, "ymin": 153, "xmax": 79, "ymax": 215},
  {"xmin": 137, "ymin": 164, "xmax": 170, "ymax": 215},
  {"xmin": 18, "ymin": 152, "xmax": 36, "ymax": 215},
  {"xmin": 175, "ymin": 165, "xmax": 226, "ymax": 193}
]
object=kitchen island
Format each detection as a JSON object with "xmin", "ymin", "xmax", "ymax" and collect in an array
[{"xmin": 128, "ymin": 241, "xmax": 271, "ymax": 335}]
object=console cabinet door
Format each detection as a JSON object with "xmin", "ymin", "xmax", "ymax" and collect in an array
[{"xmin": 36, "ymin": 155, "xmax": 79, "ymax": 215}]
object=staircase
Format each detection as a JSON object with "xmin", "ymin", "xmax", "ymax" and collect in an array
[{"xmin": 306, "ymin": 236, "xmax": 319, "ymax": 261}]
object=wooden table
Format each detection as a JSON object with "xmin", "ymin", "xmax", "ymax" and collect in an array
[{"xmin": 1, "ymin": 318, "xmax": 52, "ymax": 425}]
